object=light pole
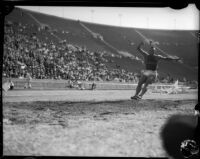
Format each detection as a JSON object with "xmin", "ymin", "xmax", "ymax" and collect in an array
[
  {"xmin": 62, "ymin": 7, "xmax": 65, "ymax": 18},
  {"xmin": 174, "ymin": 19, "xmax": 176, "ymax": 30},
  {"xmin": 91, "ymin": 9, "xmax": 94, "ymax": 23},
  {"xmin": 146, "ymin": 17, "xmax": 149, "ymax": 29},
  {"xmin": 119, "ymin": 13, "xmax": 122, "ymax": 26}
]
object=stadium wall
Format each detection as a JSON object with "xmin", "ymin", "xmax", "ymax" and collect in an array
[
  {"xmin": 2, "ymin": 78, "xmax": 137, "ymax": 90},
  {"xmin": 2, "ymin": 78, "xmax": 183, "ymax": 90}
]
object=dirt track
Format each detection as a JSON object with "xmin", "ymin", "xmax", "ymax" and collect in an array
[
  {"xmin": 3, "ymin": 89, "xmax": 198, "ymax": 102},
  {"xmin": 3, "ymin": 90, "xmax": 198, "ymax": 157}
]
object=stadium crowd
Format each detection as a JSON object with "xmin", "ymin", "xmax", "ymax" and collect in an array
[
  {"xmin": 3, "ymin": 20, "xmax": 196, "ymax": 85},
  {"xmin": 3, "ymin": 21, "xmax": 138, "ymax": 83}
]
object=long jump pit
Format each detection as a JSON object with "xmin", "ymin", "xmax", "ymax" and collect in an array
[{"xmin": 2, "ymin": 89, "xmax": 198, "ymax": 157}]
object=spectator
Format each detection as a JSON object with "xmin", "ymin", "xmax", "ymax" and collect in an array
[
  {"xmin": 91, "ymin": 82, "xmax": 96, "ymax": 90},
  {"xmin": 9, "ymin": 79, "xmax": 14, "ymax": 90},
  {"xmin": 24, "ymin": 71, "xmax": 32, "ymax": 89}
]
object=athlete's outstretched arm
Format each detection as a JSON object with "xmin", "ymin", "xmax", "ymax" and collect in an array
[
  {"xmin": 137, "ymin": 42, "xmax": 149, "ymax": 56},
  {"xmin": 157, "ymin": 54, "xmax": 180, "ymax": 62}
]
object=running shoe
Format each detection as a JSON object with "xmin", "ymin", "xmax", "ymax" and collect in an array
[{"xmin": 131, "ymin": 95, "xmax": 141, "ymax": 100}]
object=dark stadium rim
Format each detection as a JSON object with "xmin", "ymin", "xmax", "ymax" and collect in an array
[{"xmin": 2, "ymin": 0, "xmax": 199, "ymax": 9}]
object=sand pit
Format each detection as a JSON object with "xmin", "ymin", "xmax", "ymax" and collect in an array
[{"xmin": 3, "ymin": 90, "xmax": 198, "ymax": 157}]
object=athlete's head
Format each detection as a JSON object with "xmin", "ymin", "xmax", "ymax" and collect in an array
[
  {"xmin": 149, "ymin": 46, "xmax": 156, "ymax": 55},
  {"xmin": 149, "ymin": 41, "xmax": 156, "ymax": 55}
]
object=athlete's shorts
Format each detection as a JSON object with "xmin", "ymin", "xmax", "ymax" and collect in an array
[{"xmin": 141, "ymin": 70, "xmax": 158, "ymax": 82}]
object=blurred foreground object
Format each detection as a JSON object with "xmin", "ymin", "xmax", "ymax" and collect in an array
[
  {"xmin": 180, "ymin": 139, "xmax": 199, "ymax": 158},
  {"xmin": 160, "ymin": 114, "xmax": 199, "ymax": 159}
]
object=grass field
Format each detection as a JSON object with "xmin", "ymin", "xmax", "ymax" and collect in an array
[{"xmin": 3, "ymin": 90, "xmax": 198, "ymax": 157}]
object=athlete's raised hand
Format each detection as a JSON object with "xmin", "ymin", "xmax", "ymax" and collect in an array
[
  {"xmin": 175, "ymin": 57, "xmax": 183, "ymax": 63},
  {"xmin": 178, "ymin": 58, "xmax": 183, "ymax": 63},
  {"xmin": 171, "ymin": 56, "xmax": 183, "ymax": 63}
]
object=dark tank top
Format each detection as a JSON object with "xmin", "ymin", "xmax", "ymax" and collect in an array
[{"xmin": 145, "ymin": 54, "xmax": 158, "ymax": 71}]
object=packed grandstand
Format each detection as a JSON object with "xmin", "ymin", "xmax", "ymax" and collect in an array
[{"xmin": 3, "ymin": 7, "xmax": 199, "ymax": 86}]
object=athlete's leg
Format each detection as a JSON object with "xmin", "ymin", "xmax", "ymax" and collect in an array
[
  {"xmin": 134, "ymin": 75, "xmax": 147, "ymax": 96},
  {"xmin": 138, "ymin": 82, "xmax": 149, "ymax": 97},
  {"xmin": 139, "ymin": 75, "xmax": 155, "ymax": 97}
]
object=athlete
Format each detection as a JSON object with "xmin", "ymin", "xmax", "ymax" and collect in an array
[{"xmin": 131, "ymin": 40, "xmax": 181, "ymax": 100}]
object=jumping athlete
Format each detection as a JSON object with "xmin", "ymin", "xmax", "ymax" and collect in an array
[{"xmin": 131, "ymin": 40, "xmax": 181, "ymax": 100}]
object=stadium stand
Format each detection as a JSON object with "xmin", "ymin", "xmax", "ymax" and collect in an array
[{"xmin": 3, "ymin": 7, "xmax": 198, "ymax": 90}]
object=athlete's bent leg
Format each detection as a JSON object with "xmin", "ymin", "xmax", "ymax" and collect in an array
[
  {"xmin": 134, "ymin": 75, "xmax": 147, "ymax": 97},
  {"xmin": 139, "ymin": 82, "xmax": 149, "ymax": 97},
  {"xmin": 139, "ymin": 76, "xmax": 154, "ymax": 97}
]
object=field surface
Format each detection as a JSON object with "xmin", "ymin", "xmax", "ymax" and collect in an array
[{"xmin": 3, "ymin": 90, "xmax": 198, "ymax": 157}]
